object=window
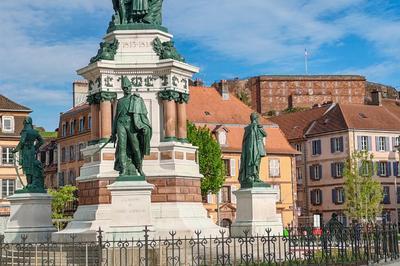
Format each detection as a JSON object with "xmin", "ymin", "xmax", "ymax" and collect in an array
[
  {"xmin": 2, "ymin": 147, "xmax": 14, "ymax": 165},
  {"xmin": 383, "ymin": 186, "xmax": 390, "ymax": 204},
  {"xmin": 331, "ymin": 162, "xmax": 344, "ymax": 178},
  {"xmin": 59, "ymin": 172, "xmax": 65, "ymax": 187},
  {"xmin": 311, "ymin": 189, "xmax": 322, "ymax": 205},
  {"xmin": 310, "ymin": 164, "xmax": 322, "ymax": 180},
  {"xmin": 393, "ymin": 136, "xmax": 400, "ymax": 151},
  {"xmin": 68, "ymin": 170, "xmax": 76, "ymax": 185},
  {"xmin": 79, "ymin": 117, "xmax": 85, "ymax": 132},
  {"xmin": 269, "ymin": 159, "xmax": 280, "ymax": 178},
  {"xmin": 376, "ymin": 136, "xmax": 389, "ymax": 152},
  {"xmin": 394, "ymin": 162, "xmax": 400, "ymax": 177},
  {"xmin": 382, "ymin": 211, "xmax": 391, "ymax": 223},
  {"xmin": 312, "ymin": 140, "xmax": 321, "ymax": 155},
  {"xmin": 78, "ymin": 143, "xmax": 86, "ymax": 161},
  {"xmin": 272, "ymin": 184, "xmax": 281, "ymax": 202},
  {"xmin": 378, "ymin": 161, "xmax": 391, "ymax": 177},
  {"xmin": 53, "ymin": 149, "xmax": 58, "ymax": 164},
  {"xmin": 61, "ymin": 148, "xmax": 66, "ymax": 163},
  {"xmin": 332, "ymin": 188, "xmax": 345, "ymax": 204},
  {"xmin": 294, "ymin": 143, "xmax": 302, "ymax": 152},
  {"xmin": 337, "ymin": 213, "xmax": 347, "ymax": 226},
  {"xmin": 1, "ymin": 179, "xmax": 15, "ymax": 198},
  {"xmin": 397, "ymin": 186, "xmax": 400, "ymax": 204},
  {"xmin": 358, "ymin": 136, "xmax": 370, "ymax": 151},
  {"xmin": 223, "ymin": 159, "xmax": 236, "ymax": 177},
  {"xmin": 360, "ymin": 160, "xmax": 373, "ymax": 176},
  {"xmin": 221, "ymin": 186, "xmax": 231, "ymax": 203},
  {"xmin": 2, "ymin": 116, "xmax": 14, "ymax": 133},
  {"xmin": 69, "ymin": 145, "xmax": 75, "ymax": 161},
  {"xmin": 69, "ymin": 121, "xmax": 75, "ymax": 135},
  {"xmin": 296, "ymin": 167, "xmax": 303, "ymax": 184},
  {"xmin": 62, "ymin": 123, "xmax": 67, "ymax": 137},
  {"xmin": 218, "ymin": 131, "xmax": 227, "ymax": 146},
  {"xmin": 88, "ymin": 116, "xmax": 92, "ymax": 129},
  {"xmin": 330, "ymin": 137, "xmax": 344, "ymax": 153}
]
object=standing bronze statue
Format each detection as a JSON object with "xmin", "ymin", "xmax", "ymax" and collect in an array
[
  {"xmin": 238, "ymin": 113, "xmax": 269, "ymax": 189},
  {"xmin": 12, "ymin": 117, "xmax": 46, "ymax": 193},
  {"xmin": 112, "ymin": 0, "xmax": 163, "ymax": 25},
  {"xmin": 111, "ymin": 76, "xmax": 152, "ymax": 180}
]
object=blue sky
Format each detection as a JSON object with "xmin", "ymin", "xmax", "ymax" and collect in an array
[{"xmin": 0, "ymin": 0, "xmax": 399, "ymax": 130}]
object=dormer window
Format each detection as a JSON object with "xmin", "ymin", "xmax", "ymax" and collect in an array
[
  {"xmin": 218, "ymin": 131, "xmax": 227, "ymax": 145},
  {"xmin": 2, "ymin": 116, "xmax": 14, "ymax": 133}
]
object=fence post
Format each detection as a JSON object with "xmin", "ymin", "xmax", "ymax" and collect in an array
[
  {"xmin": 97, "ymin": 227, "xmax": 104, "ymax": 265},
  {"xmin": 144, "ymin": 226, "xmax": 149, "ymax": 266}
]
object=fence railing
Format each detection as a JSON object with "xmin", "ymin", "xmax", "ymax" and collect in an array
[{"xmin": 0, "ymin": 219, "xmax": 399, "ymax": 265}]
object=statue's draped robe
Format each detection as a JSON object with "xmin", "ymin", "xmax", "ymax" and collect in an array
[
  {"xmin": 17, "ymin": 129, "xmax": 44, "ymax": 178},
  {"xmin": 238, "ymin": 123, "xmax": 266, "ymax": 186},
  {"xmin": 132, "ymin": 0, "xmax": 149, "ymax": 16},
  {"xmin": 114, "ymin": 94, "xmax": 152, "ymax": 173}
]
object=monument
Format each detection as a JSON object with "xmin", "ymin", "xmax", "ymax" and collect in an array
[
  {"xmin": 5, "ymin": 117, "xmax": 56, "ymax": 243},
  {"xmin": 56, "ymin": 0, "xmax": 220, "ymax": 240},
  {"xmin": 231, "ymin": 113, "xmax": 283, "ymax": 236}
]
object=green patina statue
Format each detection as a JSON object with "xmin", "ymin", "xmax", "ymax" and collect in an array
[
  {"xmin": 238, "ymin": 113, "xmax": 270, "ymax": 189},
  {"xmin": 112, "ymin": 0, "xmax": 163, "ymax": 25},
  {"xmin": 12, "ymin": 117, "xmax": 46, "ymax": 193},
  {"xmin": 153, "ymin": 38, "xmax": 185, "ymax": 62},
  {"xmin": 90, "ymin": 39, "xmax": 119, "ymax": 64},
  {"xmin": 111, "ymin": 76, "xmax": 152, "ymax": 181}
]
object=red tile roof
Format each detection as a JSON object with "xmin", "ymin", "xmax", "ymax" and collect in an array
[
  {"xmin": 269, "ymin": 106, "xmax": 330, "ymax": 141},
  {"xmin": 187, "ymin": 86, "xmax": 298, "ymax": 155},
  {"xmin": 0, "ymin": 95, "xmax": 31, "ymax": 112}
]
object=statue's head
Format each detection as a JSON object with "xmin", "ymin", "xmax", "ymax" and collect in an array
[
  {"xmin": 23, "ymin": 117, "xmax": 33, "ymax": 128},
  {"xmin": 121, "ymin": 76, "xmax": 132, "ymax": 94},
  {"xmin": 250, "ymin": 112, "xmax": 259, "ymax": 123}
]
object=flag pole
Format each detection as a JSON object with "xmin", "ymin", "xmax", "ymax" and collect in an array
[{"xmin": 304, "ymin": 49, "xmax": 308, "ymax": 75}]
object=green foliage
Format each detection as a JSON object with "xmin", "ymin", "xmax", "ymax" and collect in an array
[
  {"xmin": 48, "ymin": 185, "xmax": 77, "ymax": 230},
  {"xmin": 344, "ymin": 151, "xmax": 383, "ymax": 224},
  {"xmin": 282, "ymin": 107, "xmax": 310, "ymax": 114},
  {"xmin": 235, "ymin": 89, "xmax": 251, "ymax": 106},
  {"xmin": 187, "ymin": 122, "xmax": 225, "ymax": 195}
]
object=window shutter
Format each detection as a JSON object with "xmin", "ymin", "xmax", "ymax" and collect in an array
[
  {"xmin": 368, "ymin": 137, "xmax": 372, "ymax": 151},
  {"xmin": 385, "ymin": 137, "xmax": 390, "ymax": 151},
  {"xmin": 310, "ymin": 166, "xmax": 315, "ymax": 180},
  {"xmin": 311, "ymin": 190, "xmax": 315, "ymax": 205},
  {"xmin": 330, "ymin": 138, "xmax": 335, "ymax": 153},
  {"xmin": 229, "ymin": 159, "xmax": 236, "ymax": 176},
  {"xmin": 387, "ymin": 162, "xmax": 392, "ymax": 177},
  {"xmin": 357, "ymin": 136, "xmax": 362, "ymax": 151},
  {"xmin": 375, "ymin": 136, "xmax": 379, "ymax": 151},
  {"xmin": 317, "ymin": 140, "xmax": 321, "ymax": 154},
  {"xmin": 377, "ymin": 162, "xmax": 382, "ymax": 176},
  {"xmin": 339, "ymin": 137, "xmax": 344, "ymax": 152},
  {"xmin": 319, "ymin": 190, "xmax": 323, "ymax": 204},
  {"xmin": 332, "ymin": 188, "xmax": 337, "ymax": 204},
  {"xmin": 331, "ymin": 163, "xmax": 336, "ymax": 178},
  {"xmin": 318, "ymin": 165, "xmax": 323, "ymax": 180},
  {"xmin": 340, "ymin": 162, "xmax": 345, "ymax": 177},
  {"xmin": 394, "ymin": 162, "xmax": 399, "ymax": 177}
]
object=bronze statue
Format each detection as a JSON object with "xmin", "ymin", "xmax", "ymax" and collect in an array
[
  {"xmin": 112, "ymin": 0, "xmax": 163, "ymax": 25},
  {"xmin": 13, "ymin": 117, "xmax": 46, "ymax": 193},
  {"xmin": 238, "ymin": 113, "xmax": 269, "ymax": 189},
  {"xmin": 111, "ymin": 76, "xmax": 152, "ymax": 179}
]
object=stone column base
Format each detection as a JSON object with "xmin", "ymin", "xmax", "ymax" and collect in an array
[
  {"xmin": 106, "ymin": 180, "xmax": 154, "ymax": 240},
  {"xmin": 152, "ymin": 202, "xmax": 222, "ymax": 238},
  {"xmin": 231, "ymin": 188, "xmax": 283, "ymax": 237},
  {"xmin": 5, "ymin": 193, "xmax": 56, "ymax": 243}
]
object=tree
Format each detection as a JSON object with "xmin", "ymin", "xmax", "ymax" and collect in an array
[
  {"xmin": 344, "ymin": 151, "xmax": 383, "ymax": 224},
  {"xmin": 48, "ymin": 185, "xmax": 78, "ymax": 230},
  {"xmin": 187, "ymin": 122, "xmax": 225, "ymax": 195}
]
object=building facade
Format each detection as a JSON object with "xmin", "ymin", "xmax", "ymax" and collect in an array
[
  {"xmin": 214, "ymin": 75, "xmax": 373, "ymax": 115},
  {"xmin": 187, "ymin": 86, "xmax": 299, "ymax": 227},
  {"xmin": 272, "ymin": 95, "xmax": 400, "ymax": 226}
]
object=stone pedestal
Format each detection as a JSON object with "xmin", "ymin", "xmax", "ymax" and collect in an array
[
  {"xmin": 231, "ymin": 188, "xmax": 283, "ymax": 237},
  {"xmin": 106, "ymin": 181, "xmax": 154, "ymax": 240},
  {"xmin": 5, "ymin": 193, "xmax": 56, "ymax": 243}
]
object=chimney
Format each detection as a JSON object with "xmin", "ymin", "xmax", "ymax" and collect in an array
[
  {"xmin": 371, "ymin": 90, "xmax": 382, "ymax": 106},
  {"xmin": 220, "ymin": 80, "xmax": 229, "ymax": 100},
  {"xmin": 73, "ymin": 80, "xmax": 89, "ymax": 107}
]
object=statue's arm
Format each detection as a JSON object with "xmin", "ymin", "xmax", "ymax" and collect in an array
[{"xmin": 13, "ymin": 133, "xmax": 25, "ymax": 153}]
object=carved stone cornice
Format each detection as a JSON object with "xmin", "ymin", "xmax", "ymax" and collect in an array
[
  {"xmin": 87, "ymin": 91, "xmax": 117, "ymax": 105},
  {"xmin": 158, "ymin": 90, "xmax": 180, "ymax": 102}
]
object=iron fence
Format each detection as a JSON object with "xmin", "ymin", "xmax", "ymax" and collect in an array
[{"xmin": 0, "ymin": 219, "xmax": 399, "ymax": 265}]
